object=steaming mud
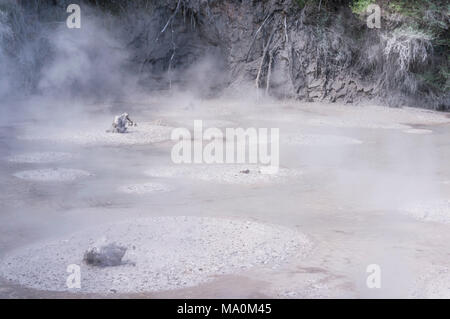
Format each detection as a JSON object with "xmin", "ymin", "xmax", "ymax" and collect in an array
[
  {"xmin": 0, "ymin": 216, "xmax": 310, "ymax": 294},
  {"xmin": 118, "ymin": 182, "xmax": 173, "ymax": 195},
  {"xmin": 19, "ymin": 123, "xmax": 173, "ymax": 146},
  {"xmin": 283, "ymin": 134, "xmax": 363, "ymax": 146},
  {"xmin": 145, "ymin": 165, "xmax": 301, "ymax": 185},
  {"xmin": 13, "ymin": 168, "xmax": 92, "ymax": 182},
  {"xmin": 402, "ymin": 200, "xmax": 450, "ymax": 224},
  {"xmin": 6, "ymin": 152, "xmax": 73, "ymax": 163}
]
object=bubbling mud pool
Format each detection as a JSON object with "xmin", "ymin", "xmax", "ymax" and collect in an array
[
  {"xmin": 0, "ymin": 216, "xmax": 310, "ymax": 294},
  {"xmin": 7, "ymin": 152, "xmax": 73, "ymax": 164},
  {"xmin": 145, "ymin": 164, "xmax": 302, "ymax": 185},
  {"xmin": 118, "ymin": 182, "xmax": 173, "ymax": 195},
  {"xmin": 307, "ymin": 118, "xmax": 411, "ymax": 129},
  {"xmin": 283, "ymin": 134, "xmax": 363, "ymax": 146},
  {"xmin": 13, "ymin": 168, "xmax": 92, "ymax": 182}
]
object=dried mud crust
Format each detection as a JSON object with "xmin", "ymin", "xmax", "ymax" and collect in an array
[{"xmin": 0, "ymin": 216, "xmax": 310, "ymax": 294}]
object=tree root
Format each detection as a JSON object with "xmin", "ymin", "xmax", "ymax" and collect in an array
[
  {"xmin": 255, "ymin": 23, "xmax": 277, "ymax": 91},
  {"xmin": 168, "ymin": 21, "xmax": 176, "ymax": 89},
  {"xmin": 157, "ymin": 0, "xmax": 182, "ymax": 41},
  {"xmin": 266, "ymin": 49, "xmax": 275, "ymax": 95},
  {"xmin": 246, "ymin": 12, "xmax": 274, "ymax": 62},
  {"xmin": 152, "ymin": 0, "xmax": 183, "ymax": 89}
]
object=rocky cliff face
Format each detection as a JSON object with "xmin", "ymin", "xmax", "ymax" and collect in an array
[
  {"xmin": 134, "ymin": 0, "xmax": 368, "ymax": 102},
  {"xmin": 126, "ymin": 0, "xmax": 449, "ymax": 109},
  {"xmin": 1, "ymin": 0, "xmax": 449, "ymax": 109}
]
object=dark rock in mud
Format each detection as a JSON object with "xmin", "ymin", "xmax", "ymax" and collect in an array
[{"xmin": 83, "ymin": 243, "xmax": 127, "ymax": 267}]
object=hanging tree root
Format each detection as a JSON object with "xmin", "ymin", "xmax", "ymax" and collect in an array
[
  {"xmin": 153, "ymin": 0, "xmax": 183, "ymax": 89},
  {"xmin": 283, "ymin": 15, "xmax": 288, "ymax": 43},
  {"xmin": 157, "ymin": 0, "xmax": 182, "ymax": 41},
  {"xmin": 168, "ymin": 20, "xmax": 176, "ymax": 89},
  {"xmin": 246, "ymin": 12, "xmax": 274, "ymax": 62},
  {"xmin": 266, "ymin": 49, "xmax": 275, "ymax": 95},
  {"xmin": 284, "ymin": 15, "xmax": 297, "ymax": 98},
  {"xmin": 139, "ymin": 0, "xmax": 182, "ymax": 74},
  {"xmin": 255, "ymin": 22, "xmax": 278, "ymax": 91}
]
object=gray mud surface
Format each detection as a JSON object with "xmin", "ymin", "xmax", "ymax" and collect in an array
[{"xmin": 1, "ymin": 99, "xmax": 450, "ymax": 298}]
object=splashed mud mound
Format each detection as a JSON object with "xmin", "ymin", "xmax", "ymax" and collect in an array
[
  {"xmin": 402, "ymin": 200, "xmax": 450, "ymax": 224},
  {"xmin": 413, "ymin": 266, "xmax": 450, "ymax": 298},
  {"xmin": 283, "ymin": 134, "xmax": 363, "ymax": 146},
  {"xmin": 403, "ymin": 129, "xmax": 433, "ymax": 134},
  {"xmin": 145, "ymin": 165, "xmax": 301, "ymax": 185},
  {"xmin": 118, "ymin": 182, "xmax": 172, "ymax": 195},
  {"xmin": 13, "ymin": 168, "xmax": 91, "ymax": 182},
  {"xmin": 19, "ymin": 123, "xmax": 173, "ymax": 146},
  {"xmin": 83, "ymin": 243, "xmax": 127, "ymax": 267},
  {"xmin": 7, "ymin": 152, "xmax": 73, "ymax": 163},
  {"xmin": 0, "ymin": 216, "xmax": 310, "ymax": 294}
]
